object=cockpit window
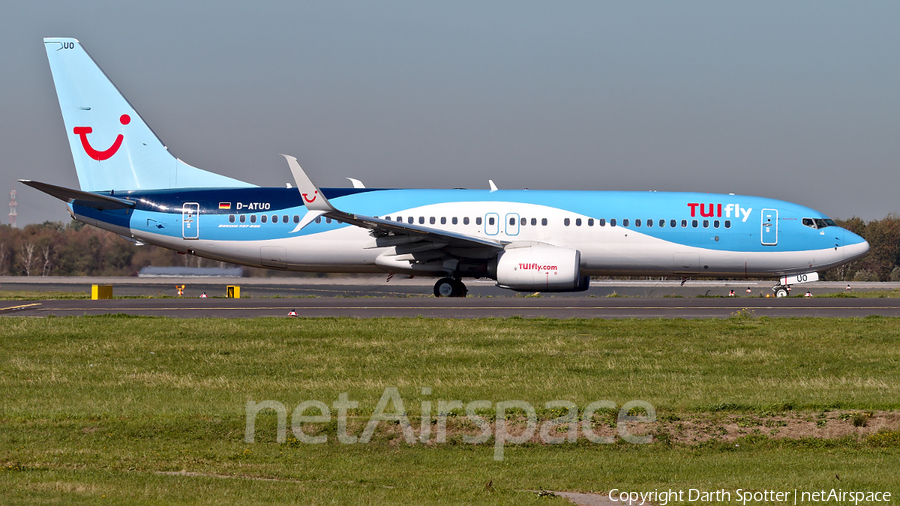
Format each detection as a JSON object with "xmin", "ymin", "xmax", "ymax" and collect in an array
[{"xmin": 802, "ymin": 217, "xmax": 837, "ymax": 229}]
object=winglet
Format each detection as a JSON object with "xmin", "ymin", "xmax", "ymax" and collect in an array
[
  {"xmin": 347, "ymin": 177, "xmax": 365, "ymax": 188},
  {"xmin": 489, "ymin": 180, "xmax": 498, "ymax": 192},
  {"xmin": 281, "ymin": 154, "xmax": 335, "ymax": 212}
]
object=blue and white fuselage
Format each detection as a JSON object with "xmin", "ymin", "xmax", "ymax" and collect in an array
[{"xmin": 27, "ymin": 38, "xmax": 868, "ymax": 297}]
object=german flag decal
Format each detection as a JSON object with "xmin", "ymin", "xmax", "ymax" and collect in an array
[{"xmin": 218, "ymin": 202, "xmax": 231, "ymax": 210}]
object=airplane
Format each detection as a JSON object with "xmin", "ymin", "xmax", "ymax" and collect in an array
[{"xmin": 22, "ymin": 38, "xmax": 869, "ymax": 298}]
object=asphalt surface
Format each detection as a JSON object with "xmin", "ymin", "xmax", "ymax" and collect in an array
[
  {"xmin": 2, "ymin": 276, "xmax": 898, "ymax": 299},
  {"xmin": 2, "ymin": 277, "xmax": 899, "ymax": 318},
  {"xmin": 3, "ymin": 296, "xmax": 900, "ymax": 319}
]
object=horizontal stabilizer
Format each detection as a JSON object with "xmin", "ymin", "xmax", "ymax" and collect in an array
[{"xmin": 19, "ymin": 180, "xmax": 135, "ymax": 210}]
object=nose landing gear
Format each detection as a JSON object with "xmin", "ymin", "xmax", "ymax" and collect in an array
[{"xmin": 434, "ymin": 277, "xmax": 468, "ymax": 297}]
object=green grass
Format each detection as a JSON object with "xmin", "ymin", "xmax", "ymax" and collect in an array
[
  {"xmin": 2, "ymin": 317, "xmax": 900, "ymax": 504},
  {"xmin": 0, "ymin": 290, "xmax": 89, "ymax": 300},
  {"xmin": 817, "ymin": 289, "xmax": 900, "ymax": 298}
]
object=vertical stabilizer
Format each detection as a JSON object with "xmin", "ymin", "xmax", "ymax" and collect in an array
[{"xmin": 44, "ymin": 37, "xmax": 254, "ymax": 191}]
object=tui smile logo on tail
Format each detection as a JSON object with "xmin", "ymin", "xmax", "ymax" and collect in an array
[{"xmin": 73, "ymin": 114, "xmax": 130, "ymax": 160}]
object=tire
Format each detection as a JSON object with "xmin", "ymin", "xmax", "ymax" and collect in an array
[
  {"xmin": 775, "ymin": 288, "xmax": 789, "ymax": 298},
  {"xmin": 434, "ymin": 278, "xmax": 455, "ymax": 297},
  {"xmin": 451, "ymin": 279, "xmax": 468, "ymax": 298}
]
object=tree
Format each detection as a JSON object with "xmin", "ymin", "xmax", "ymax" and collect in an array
[{"xmin": 19, "ymin": 242, "xmax": 36, "ymax": 276}]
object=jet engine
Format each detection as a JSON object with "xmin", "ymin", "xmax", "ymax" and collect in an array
[{"xmin": 491, "ymin": 245, "xmax": 589, "ymax": 292}]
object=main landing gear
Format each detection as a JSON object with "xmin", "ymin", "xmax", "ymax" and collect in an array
[{"xmin": 434, "ymin": 277, "xmax": 468, "ymax": 298}]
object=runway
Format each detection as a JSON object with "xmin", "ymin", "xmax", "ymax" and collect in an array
[
  {"xmin": 3, "ymin": 296, "xmax": 900, "ymax": 319},
  {"xmin": 2, "ymin": 276, "xmax": 898, "ymax": 299}
]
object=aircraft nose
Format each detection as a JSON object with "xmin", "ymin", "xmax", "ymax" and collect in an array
[{"xmin": 842, "ymin": 229, "xmax": 869, "ymax": 261}]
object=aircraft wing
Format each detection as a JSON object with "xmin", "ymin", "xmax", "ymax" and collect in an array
[
  {"xmin": 19, "ymin": 180, "xmax": 136, "ymax": 210},
  {"xmin": 282, "ymin": 155, "xmax": 505, "ymax": 252}
]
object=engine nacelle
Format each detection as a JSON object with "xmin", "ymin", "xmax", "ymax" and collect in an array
[{"xmin": 492, "ymin": 245, "xmax": 589, "ymax": 292}]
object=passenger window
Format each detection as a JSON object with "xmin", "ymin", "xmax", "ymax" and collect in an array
[
  {"xmin": 488, "ymin": 217, "xmax": 495, "ymax": 226},
  {"xmin": 623, "ymin": 219, "xmax": 629, "ymax": 227},
  {"xmin": 587, "ymin": 218, "xmax": 594, "ymax": 226},
  {"xmin": 531, "ymin": 218, "xmax": 537, "ymax": 226},
  {"xmin": 670, "ymin": 219, "xmax": 677, "ymax": 228},
  {"xmin": 610, "ymin": 219, "xmax": 617, "ymax": 227},
  {"xmin": 541, "ymin": 218, "xmax": 548, "ymax": 226},
  {"xmin": 293, "ymin": 215, "xmax": 299, "ymax": 223},
  {"xmin": 261, "ymin": 215, "xmax": 267, "ymax": 223},
  {"xmin": 576, "ymin": 218, "xmax": 582, "ymax": 226},
  {"xmin": 599, "ymin": 219, "xmax": 606, "ymax": 226},
  {"xmin": 714, "ymin": 220, "xmax": 720, "ymax": 228},
  {"xmin": 564, "ymin": 218, "xmax": 571, "ymax": 226},
  {"xmin": 229, "ymin": 215, "xmax": 235, "ymax": 223},
  {"xmin": 660, "ymin": 219, "xmax": 665, "ymax": 228},
  {"xmin": 430, "ymin": 217, "xmax": 436, "ymax": 224},
  {"xmin": 419, "ymin": 217, "xmax": 425, "ymax": 224},
  {"xmin": 521, "ymin": 217, "xmax": 526, "ymax": 226},
  {"xmin": 326, "ymin": 217, "xmax": 333, "ymax": 224},
  {"xmin": 271, "ymin": 215, "xmax": 278, "ymax": 223},
  {"xmin": 408, "ymin": 216, "xmax": 414, "ymax": 224},
  {"xmin": 635, "ymin": 219, "xmax": 642, "ymax": 227},
  {"xmin": 283, "ymin": 215, "xmax": 288, "ymax": 223},
  {"xmin": 724, "ymin": 220, "xmax": 731, "ymax": 228},
  {"xmin": 509, "ymin": 217, "xmax": 516, "ymax": 226},
  {"xmin": 315, "ymin": 217, "xmax": 321, "ymax": 224},
  {"xmin": 691, "ymin": 220, "xmax": 698, "ymax": 228},
  {"xmin": 646, "ymin": 219, "xmax": 652, "ymax": 228},
  {"xmin": 681, "ymin": 219, "xmax": 687, "ymax": 228},
  {"xmin": 440, "ymin": 217, "xmax": 446, "ymax": 225},
  {"xmin": 702, "ymin": 220, "xmax": 709, "ymax": 228},
  {"xmin": 452, "ymin": 217, "xmax": 458, "ymax": 225},
  {"xmin": 250, "ymin": 215, "xmax": 257, "ymax": 224},
  {"xmin": 240, "ymin": 215, "xmax": 246, "ymax": 223},
  {"xmin": 465, "ymin": 217, "xmax": 471, "ymax": 225},
  {"xmin": 476, "ymin": 217, "xmax": 482, "ymax": 225}
]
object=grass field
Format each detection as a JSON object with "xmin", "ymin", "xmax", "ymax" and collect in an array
[
  {"xmin": 2, "ymin": 288, "xmax": 899, "ymax": 301},
  {"xmin": 2, "ymin": 316, "xmax": 899, "ymax": 504}
]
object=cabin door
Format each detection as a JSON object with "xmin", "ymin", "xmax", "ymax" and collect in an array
[
  {"xmin": 761, "ymin": 209, "xmax": 778, "ymax": 246},
  {"xmin": 182, "ymin": 203, "xmax": 200, "ymax": 239}
]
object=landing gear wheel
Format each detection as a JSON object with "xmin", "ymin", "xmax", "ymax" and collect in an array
[
  {"xmin": 434, "ymin": 278, "xmax": 456, "ymax": 297},
  {"xmin": 451, "ymin": 279, "xmax": 468, "ymax": 298},
  {"xmin": 434, "ymin": 278, "xmax": 467, "ymax": 297},
  {"xmin": 774, "ymin": 288, "xmax": 789, "ymax": 298}
]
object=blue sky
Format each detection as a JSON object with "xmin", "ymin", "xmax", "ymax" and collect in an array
[{"xmin": 2, "ymin": 1, "xmax": 898, "ymax": 224}]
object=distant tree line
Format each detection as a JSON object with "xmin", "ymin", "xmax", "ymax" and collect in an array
[
  {"xmin": 0, "ymin": 217, "xmax": 898, "ymax": 280},
  {"xmin": 825, "ymin": 216, "xmax": 900, "ymax": 282},
  {"xmin": 0, "ymin": 221, "xmax": 235, "ymax": 277}
]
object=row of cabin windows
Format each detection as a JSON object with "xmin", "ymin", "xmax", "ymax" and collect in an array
[
  {"xmin": 229, "ymin": 214, "xmax": 303, "ymax": 224},
  {"xmin": 563, "ymin": 218, "xmax": 732, "ymax": 229},
  {"xmin": 382, "ymin": 216, "xmax": 549, "ymax": 226},
  {"xmin": 227, "ymin": 213, "xmax": 731, "ymax": 230},
  {"xmin": 228, "ymin": 214, "xmax": 342, "ymax": 225},
  {"xmin": 382, "ymin": 215, "xmax": 732, "ymax": 229}
]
